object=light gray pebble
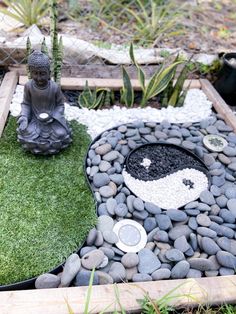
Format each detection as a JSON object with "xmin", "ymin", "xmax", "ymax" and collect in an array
[
  {"xmin": 186, "ymin": 269, "xmax": 202, "ymax": 278},
  {"xmin": 127, "ymin": 195, "xmax": 135, "ymax": 212},
  {"xmin": 93, "ymin": 173, "xmax": 110, "ymax": 188},
  {"xmin": 216, "ymin": 195, "xmax": 228, "ymax": 208},
  {"xmin": 106, "ymin": 198, "xmax": 117, "ymax": 215},
  {"xmin": 217, "ymin": 237, "xmax": 236, "ymax": 255},
  {"xmin": 115, "ymin": 192, "xmax": 126, "ymax": 204},
  {"xmin": 91, "ymin": 155, "xmax": 101, "ymax": 166},
  {"xmin": 168, "ymin": 225, "xmax": 192, "ymax": 241},
  {"xmin": 133, "ymin": 273, "xmax": 152, "ymax": 282},
  {"xmin": 165, "ymin": 249, "xmax": 185, "ymax": 262},
  {"xmin": 197, "ymin": 227, "xmax": 217, "ymax": 238},
  {"xmin": 185, "ymin": 201, "xmax": 199, "ymax": 209},
  {"xmin": 210, "ymin": 185, "xmax": 222, "ymax": 197},
  {"xmin": 174, "ymin": 235, "xmax": 190, "ymax": 252},
  {"xmin": 210, "ymin": 204, "xmax": 221, "ymax": 216},
  {"xmin": 103, "ymin": 230, "xmax": 118, "ymax": 244},
  {"xmin": 153, "ymin": 230, "xmax": 169, "ymax": 243},
  {"xmin": 108, "ymin": 262, "xmax": 126, "ymax": 282},
  {"xmin": 147, "ymin": 227, "xmax": 160, "ymax": 242},
  {"xmin": 96, "ymin": 271, "xmax": 114, "ymax": 285},
  {"xmin": 152, "ymin": 268, "xmax": 171, "ymax": 280},
  {"xmin": 171, "ymin": 261, "xmax": 190, "ymax": 279},
  {"xmin": 138, "ymin": 248, "xmax": 161, "ymax": 274},
  {"xmin": 205, "ymin": 270, "xmax": 218, "ymax": 277},
  {"xmin": 155, "ymin": 130, "xmax": 168, "ymax": 139},
  {"xmin": 90, "ymin": 166, "xmax": 99, "ymax": 177},
  {"xmin": 145, "ymin": 202, "xmax": 161, "ymax": 215},
  {"xmin": 99, "ymin": 186, "xmax": 114, "ymax": 198},
  {"xmin": 212, "ymin": 175, "xmax": 225, "ymax": 187},
  {"xmin": 189, "ymin": 258, "xmax": 214, "ymax": 271},
  {"xmin": 133, "ymin": 198, "xmax": 144, "ymax": 211},
  {"xmin": 80, "ymin": 246, "xmax": 96, "ymax": 257},
  {"xmin": 190, "ymin": 233, "xmax": 198, "ymax": 251},
  {"xmin": 61, "ymin": 254, "xmax": 81, "ymax": 287},
  {"xmin": 166, "ymin": 209, "xmax": 187, "ymax": 222},
  {"xmin": 99, "ymin": 161, "xmax": 111, "ymax": 172},
  {"xmin": 121, "ymin": 253, "xmax": 139, "ymax": 268},
  {"xmin": 223, "ymin": 146, "xmax": 236, "ymax": 157},
  {"xmin": 99, "ymin": 247, "xmax": 115, "ymax": 260},
  {"xmin": 109, "ymin": 174, "xmax": 124, "ymax": 185},
  {"xmin": 201, "ymin": 237, "xmax": 220, "ymax": 255},
  {"xmin": 216, "ymin": 251, "xmax": 236, "ymax": 269},
  {"xmin": 74, "ymin": 270, "xmax": 99, "ymax": 286},
  {"xmin": 166, "ymin": 138, "xmax": 182, "ymax": 145},
  {"xmin": 188, "ymin": 217, "xmax": 198, "ymax": 230},
  {"xmin": 94, "ymin": 230, "xmax": 104, "ymax": 247},
  {"xmin": 204, "ymin": 154, "xmax": 215, "ymax": 166},
  {"xmin": 197, "ymin": 203, "xmax": 211, "ymax": 212},
  {"xmin": 86, "ymin": 228, "xmax": 97, "ymax": 246},
  {"xmin": 156, "ymin": 214, "xmax": 172, "ymax": 230},
  {"xmin": 35, "ymin": 273, "xmax": 60, "ymax": 289},
  {"xmin": 97, "ymin": 215, "xmax": 114, "ymax": 232},
  {"xmin": 227, "ymin": 199, "xmax": 236, "ymax": 217},
  {"xmin": 82, "ymin": 250, "xmax": 105, "ymax": 270},
  {"xmin": 196, "ymin": 214, "xmax": 211, "ymax": 227},
  {"xmin": 219, "ymin": 209, "xmax": 235, "ymax": 223},
  {"xmin": 186, "ymin": 209, "xmax": 200, "ymax": 216},
  {"xmin": 144, "ymin": 217, "xmax": 157, "ymax": 232},
  {"xmin": 200, "ymin": 190, "xmax": 215, "ymax": 205},
  {"xmin": 209, "ymin": 215, "xmax": 224, "ymax": 224},
  {"xmin": 121, "ymin": 187, "xmax": 130, "ymax": 196},
  {"xmin": 114, "ymin": 203, "xmax": 128, "ymax": 217},
  {"xmin": 133, "ymin": 210, "xmax": 149, "ymax": 220},
  {"xmin": 218, "ymin": 153, "xmax": 231, "ymax": 165},
  {"xmin": 219, "ymin": 267, "xmax": 235, "ymax": 276},
  {"xmin": 95, "ymin": 143, "xmax": 112, "ymax": 156},
  {"xmin": 225, "ymin": 187, "xmax": 236, "ymax": 199}
]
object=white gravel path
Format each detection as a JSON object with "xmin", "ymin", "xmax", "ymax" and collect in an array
[{"xmin": 10, "ymin": 85, "xmax": 212, "ymax": 139}]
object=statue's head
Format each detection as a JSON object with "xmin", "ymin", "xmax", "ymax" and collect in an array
[{"xmin": 28, "ymin": 50, "xmax": 50, "ymax": 88}]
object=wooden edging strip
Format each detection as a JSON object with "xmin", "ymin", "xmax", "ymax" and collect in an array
[
  {"xmin": 19, "ymin": 76, "xmax": 201, "ymax": 90},
  {"xmin": 200, "ymin": 79, "xmax": 236, "ymax": 132},
  {"xmin": 0, "ymin": 71, "xmax": 18, "ymax": 137},
  {"xmin": 1, "ymin": 275, "xmax": 236, "ymax": 314}
]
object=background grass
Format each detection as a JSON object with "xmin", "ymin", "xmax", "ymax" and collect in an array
[{"xmin": 0, "ymin": 118, "xmax": 96, "ymax": 285}]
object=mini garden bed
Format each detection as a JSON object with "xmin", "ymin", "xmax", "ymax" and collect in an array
[{"xmin": 0, "ymin": 72, "xmax": 236, "ymax": 313}]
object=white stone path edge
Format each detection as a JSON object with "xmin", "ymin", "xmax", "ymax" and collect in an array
[{"xmin": 10, "ymin": 85, "xmax": 212, "ymax": 139}]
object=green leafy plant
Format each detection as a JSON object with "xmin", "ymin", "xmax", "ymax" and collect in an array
[
  {"xmin": 120, "ymin": 66, "xmax": 134, "ymax": 107},
  {"xmin": 79, "ymin": 81, "xmax": 113, "ymax": 110},
  {"xmin": 126, "ymin": 0, "xmax": 185, "ymax": 45},
  {"xmin": 129, "ymin": 43, "xmax": 183, "ymax": 107},
  {"xmin": 0, "ymin": 0, "xmax": 49, "ymax": 27}
]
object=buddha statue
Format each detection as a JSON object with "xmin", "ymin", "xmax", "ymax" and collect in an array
[{"xmin": 17, "ymin": 50, "xmax": 72, "ymax": 155}]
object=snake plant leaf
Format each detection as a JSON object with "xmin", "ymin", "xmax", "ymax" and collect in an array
[
  {"xmin": 129, "ymin": 42, "xmax": 136, "ymax": 65},
  {"xmin": 91, "ymin": 91, "xmax": 105, "ymax": 109},
  {"xmin": 122, "ymin": 66, "xmax": 134, "ymax": 107},
  {"xmin": 129, "ymin": 43, "xmax": 145, "ymax": 92}
]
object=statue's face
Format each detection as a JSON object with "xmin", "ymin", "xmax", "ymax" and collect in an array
[{"xmin": 30, "ymin": 67, "xmax": 50, "ymax": 88}]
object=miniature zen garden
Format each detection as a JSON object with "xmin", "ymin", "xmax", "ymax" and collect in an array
[{"xmin": 1, "ymin": 0, "xmax": 236, "ymax": 313}]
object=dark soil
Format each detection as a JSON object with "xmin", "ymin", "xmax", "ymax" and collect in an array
[{"xmin": 126, "ymin": 143, "xmax": 206, "ymax": 181}]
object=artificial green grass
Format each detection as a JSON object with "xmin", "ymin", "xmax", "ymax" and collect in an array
[{"xmin": 0, "ymin": 117, "xmax": 97, "ymax": 285}]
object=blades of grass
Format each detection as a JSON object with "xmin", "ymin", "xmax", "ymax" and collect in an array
[
  {"xmin": 84, "ymin": 268, "xmax": 95, "ymax": 314},
  {"xmin": 136, "ymin": 0, "xmax": 149, "ymax": 24},
  {"xmin": 92, "ymin": 91, "xmax": 104, "ymax": 109},
  {"xmin": 64, "ymin": 298, "xmax": 75, "ymax": 314},
  {"xmin": 113, "ymin": 284, "xmax": 126, "ymax": 314},
  {"xmin": 122, "ymin": 66, "xmax": 134, "ymax": 107},
  {"xmin": 129, "ymin": 43, "xmax": 145, "ymax": 92}
]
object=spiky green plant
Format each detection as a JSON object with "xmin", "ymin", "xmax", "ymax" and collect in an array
[
  {"xmin": 26, "ymin": 36, "xmax": 32, "ymax": 79},
  {"xmin": 0, "ymin": 0, "xmax": 49, "ymax": 27},
  {"xmin": 79, "ymin": 81, "xmax": 109, "ymax": 109},
  {"xmin": 120, "ymin": 66, "xmax": 134, "ymax": 107},
  {"xmin": 41, "ymin": 37, "xmax": 49, "ymax": 56}
]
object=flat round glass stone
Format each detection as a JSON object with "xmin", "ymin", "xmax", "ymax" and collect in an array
[
  {"xmin": 203, "ymin": 134, "xmax": 228, "ymax": 152},
  {"xmin": 113, "ymin": 219, "xmax": 147, "ymax": 253}
]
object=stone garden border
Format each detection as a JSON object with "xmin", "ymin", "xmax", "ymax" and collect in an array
[{"xmin": 0, "ymin": 73, "xmax": 236, "ymax": 313}]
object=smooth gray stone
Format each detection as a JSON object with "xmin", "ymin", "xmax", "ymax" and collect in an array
[
  {"xmin": 204, "ymin": 154, "xmax": 215, "ymax": 166},
  {"xmin": 118, "ymin": 125, "xmax": 127, "ymax": 133},
  {"xmin": 210, "ymin": 204, "xmax": 221, "ymax": 216},
  {"xmin": 168, "ymin": 225, "xmax": 192, "ymax": 241},
  {"xmin": 144, "ymin": 135, "xmax": 157, "ymax": 143},
  {"xmin": 219, "ymin": 209, "xmax": 235, "ymax": 223},
  {"xmin": 106, "ymin": 198, "xmax": 117, "ymax": 215},
  {"xmin": 180, "ymin": 128, "xmax": 191, "ymax": 137},
  {"xmin": 121, "ymin": 187, "xmax": 130, "ymax": 196},
  {"xmin": 210, "ymin": 185, "xmax": 222, "ymax": 197},
  {"xmin": 99, "ymin": 186, "xmax": 114, "ymax": 198},
  {"xmin": 99, "ymin": 160, "xmax": 111, "ymax": 172},
  {"xmin": 121, "ymin": 252, "xmax": 139, "ymax": 268},
  {"xmin": 209, "ymin": 161, "xmax": 222, "ymax": 170},
  {"xmin": 227, "ymin": 199, "xmax": 236, "ymax": 217},
  {"xmin": 93, "ymin": 173, "xmax": 110, "ymax": 188},
  {"xmin": 216, "ymin": 251, "xmax": 236, "ymax": 269},
  {"xmin": 228, "ymin": 162, "xmax": 236, "ymax": 171},
  {"xmin": 219, "ymin": 267, "xmax": 235, "ymax": 276},
  {"xmin": 209, "ymin": 168, "xmax": 225, "ymax": 176},
  {"xmin": 201, "ymin": 237, "xmax": 220, "ymax": 255},
  {"xmin": 165, "ymin": 249, "xmax": 185, "ymax": 262},
  {"xmin": 120, "ymin": 145, "xmax": 130, "ymax": 157},
  {"xmin": 74, "ymin": 270, "xmax": 99, "ymax": 286},
  {"xmin": 133, "ymin": 210, "xmax": 148, "ymax": 220},
  {"xmin": 182, "ymin": 140, "xmax": 196, "ymax": 150},
  {"xmin": 61, "ymin": 254, "xmax": 81, "ymax": 287},
  {"xmin": 127, "ymin": 195, "xmax": 135, "ymax": 213},
  {"xmin": 80, "ymin": 246, "xmax": 96, "ymax": 257},
  {"xmin": 166, "ymin": 209, "xmax": 187, "ymax": 222},
  {"xmin": 107, "ymin": 167, "xmax": 116, "ymax": 175},
  {"xmin": 152, "ymin": 268, "xmax": 171, "ymax": 280},
  {"xmin": 209, "ymin": 215, "xmax": 224, "ymax": 224},
  {"xmin": 155, "ymin": 214, "xmax": 172, "ymax": 230},
  {"xmin": 91, "ymin": 155, "xmax": 101, "ymax": 166},
  {"xmin": 114, "ymin": 161, "xmax": 122, "ymax": 173},
  {"xmin": 223, "ymin": 146, "xmax": 236, "ymax": 157},
  {"xmin": 144, "ymin": 217, "xmax": 157, "ymax": 232},
  {"xmin": 126, "ymin": 129, "xmax": 137, "ymax": 137},
  {"xmin": 200, "ymin": 119, "xmax": 210, "ymax": 129},
  {"xmin": 81, "ymin": 250, "xmax": 104, "ymax": 270},
  {"xmin": 115, "ymin": 192, "xmax": 126, "ymax": 204},
  {"xmin": 125, "ymin": 266, "xmax": 138, "ymax": 281},
  {"xmin": 190, "ymin": 233, "xmax": 198, "ymax": 251},
  {"xmin": 154, "ymin": 130, "xmax": 168, "ymax": 139},
  {"xmin": 208, "ymin": 255, "xmax": 221, "ymax": 271},
  {"xmin": 171, "ymin": 261, "xmax": 190, "ymax": 279},
  {"xmin": 197, "ymin": 203, "xmax": 211, "ymax": 212},
  {"xmin": 95, "ymin": 143, "xmax": 112, "ymax": 156},
  {"xmin": 109, "ymin": 174, "xmax": 124, "ymax": 185},
  {"xmin": 205, "ymin": 270, "xmax": 218, "ymax": 277},
  {"xmin": 186, "ymin": 269, "xmax": 202, "ymax": 278},
  {"xmin": 103, "ymin": 151, "xmax": 119, "ymax": 162},
  {"xmin": 197, "ymin": 227, "xmax": 217, "ymax": 238},
  {"xmin": 127, "ymin": 139, "xmax": 137, "ymax": 149},
  {"xmin": 147, "ymin": 227, "xmax": 160, "ymax": 242},
  {"xmin": 153, "ymin": 230, "xmax": 169, "ymax": 243},
  {"xmin": 225, "ymin": 187, "xmax": 236, "ymax": 199},
  {"xmin": 133, "ymin": 198, "xmax": 144, "ymax": 211},
  {"xmin": 114, "ymin": 203, "xmax": 128, "ymax": 217},
  {"xmin": 217, "ymin": 237, "xmax": 236, "ymax": 255},
  {"xmin": 168, "ymin": 129, "xmax": 182, "ymax": 138},
  {"xmin": 35, "ymin": 274, "xmax": 60, "ymax": 289},
  {"xmin": 160, "ymin": 263, "xmax": 172, "ymax": 270},
  {"xmin": 99, "ymin": 247, "xmax": 115, "ymax": 260},
  {"xmin": 112, "ymin": 247, "xmax": 125, "ymax": 256},
  {"xmin": 199, "ymin": 190, "xmax": 215, "ymax": 205},
  {"xmin": 145, "ymin": 202, "xmax": 161, "ymax": 215},
  {"xmin": 138, "ymin": 248, "xmax": 161, "ymax": 274},
  {"xmin": 218, "ymin": 153, "xmax": 231, "ymax": 165},
  {"xmin": 212, "ymin": 175, "xmax": 225, "ymax": 187},
  {"xmin": 228, "ymin": 133, "xmax": 236, "ymax": 144},
  {"xmin": 103, "ymin": 230, "xmax": 118, "ymax": 244},
  {"xmin": 184, "ymin": 201, "xmax": 199, "ymax": 209},
  {"xmin": 216, "ymin": 195, "xmax": 228, "ymax": 208},
  {"xmin": 185, "ymin": 247, "xmax": 195, "ymax": 257},
  {"xmin": 96, "ymin": 271, "xmax": 114, "ymax": 285},
  {"xmin": 206, "ymin": 125, "xmax": 218, "ymax": 134},
  {"xmin": 161, "ymin": 120, "xmax": 171, "ymax": 129},
  {"xmin": 174, "ymin": 235, "xmax": 190, "ymax": 252},
  {"xmin": 210, "ymin": 222, "xmax": 234, "ymax": 238},
  {"xmin": 90, "ymin": 166, "xmax": 99, "ymax": 177},
  {"xmin": 166, "ymin": 138, "xmax": 181, "ymax": 145},
  {"xmin": 196, "ymin": 214, "xmax": 211, "ymax": 227},
  {"xmin": 88, "ymin": 149, "xmax": 96, "ymax": 159},
  {"xmin": 132, "ymin": 273, "xmax": 152, "ymax": 282},
  {"xmin": 188, "ymin": 217, "xmax": 198, "ymax": 230},
  {"xmin": 194, "ymin": 146, "xmax": 204, "ymax": 158},
  {"xmin": 139, "ymin": 127, "xmax": 151, "ymax": 135},
  {"xmin": 108, "ymin": 262, "xmax": 126, "ymax": 282},
  {"xmin": 86, "ymin": 228, "xmax": 97, "ymax": 246},
  {"xmin": 97, "ymin": 205, "xmax": 108, "ymax": 216},
  {"xmin": 189, "ymin": 258, "xmax": 214, "ymax": 271},
  {"xmin": 97, "ymin": 215, "xmax": 114, "ymax": 232},
  {"xmin": 186, "ymin": 209, "xmax": 200, "ymax": 216}
]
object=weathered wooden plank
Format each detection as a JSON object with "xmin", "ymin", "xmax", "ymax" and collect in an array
[
  {"xmin": 19, "ymin": 76, "xmax": 201, "ymax": 90},
  {"xmin": 0, "ymin": 71, "xmax": 18, "ymax": 136},
  {"xmin": 200, "ymin": 79, "xmax": 236, "ymax": 132},
  {"xmin": 0, "ymin": 276, "xmax": 236, "ymax": 314}
]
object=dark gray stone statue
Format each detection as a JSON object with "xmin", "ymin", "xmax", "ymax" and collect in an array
[{"xmin": 17, "ymin": 50, "xmax": 72, "ymax": 155}]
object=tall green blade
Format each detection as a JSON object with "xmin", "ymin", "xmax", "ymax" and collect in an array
[{"xmin": 122, "ymin": 66, "xmax": 134, "ymax": 107}]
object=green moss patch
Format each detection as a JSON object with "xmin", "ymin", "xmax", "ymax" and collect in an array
[{"xmin": 0, "ymin": 118, "xmax": 96, "ymax": 286}]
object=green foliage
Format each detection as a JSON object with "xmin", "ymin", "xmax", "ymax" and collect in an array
[
  {"xmin": 129, "ymin": 43, "xmax": 183, "ymax": 107},
  {"xmin": 125, "ymin": 0, "xmax": 185, "ymax": 45},
  {"xmin": 26, "ymin": 37, "xmax": 32, "ymax": 79},
  {"xmin": 0, "ymin": 0, "xmax": 49, "ymax": 27},
  {"xmin": 0, "ymin": 118, "xmax": 96, "ymax": 285},
  {"xmin": 41, "ymin": 37, "xmax": 49, "ymax": 56},
  {"xmin": 79, "ymin": 81, "xmax": 113, "ymax": 110},
  {"xmin": 120, "ymin": 66, "xmax": 134, "ymax": 107}
]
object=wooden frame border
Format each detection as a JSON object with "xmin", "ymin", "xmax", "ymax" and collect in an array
[{"xmin": 0, "ymin": 75, "xmax": 236, "ymax": 313}]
